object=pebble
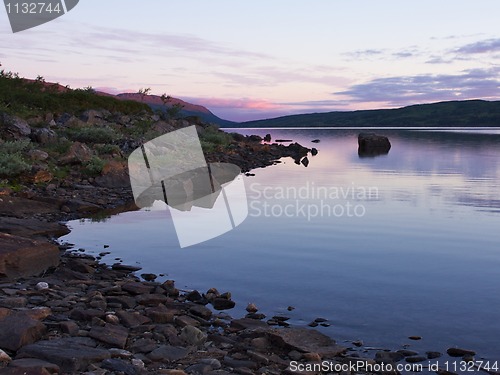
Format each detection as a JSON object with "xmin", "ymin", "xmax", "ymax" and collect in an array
[
  {"xmin": 426, "ymin": 351, "xmax": 442, "ymax": 359},
  {"xmin": 0, "ymin": 349, "xmax": 12, "ymax": 363},
  {"xmin": 35, "ymin": 282, "xmax": 50, "ymax": 290}
]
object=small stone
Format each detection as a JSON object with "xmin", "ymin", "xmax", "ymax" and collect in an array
[
  {"xmin": 375, "ymin": 351, "xmax": 405, "ymax": 363},
  {"xmin": 212, "ymin": 298, "xmax": 235, "ymax": 310},
  {"xmin": 101, "ymin": 358, "xmax": 138, "ymax": 375},
  {"xmin": 287, "ymin": 306, "xmax": 295, "ymax": 311},
  {"xmin": 109, "ymin": 348, "xmax": 133, "ymax": 359},
  {"xmin": 179, "ymin": 325, "xmax": 207, "ymax": 346},
  {"xmin": 89, "ymin": 324, "xmax": 129, "ymax": 348},
  {"xmin": 189, "ymin": 304, "xmax": 212, "ymax": 320},
  {"xmin": 246, "ymin": 303, "xmax": 258, "ymax": 313},
  {"xmin": 406, "ymin": 356, "xmax": 427, "ymax": 363},
  {"xmin": 447, "ymin": 348, "xmax": 476, "ymax": 357},
  {"xmin": 131, "ymin": 358, "xmax": 145, "ymax": 368},
  {"xmin": 426, "ymin": 351, "xmax": 442, "ymax": 359},
  {"xmin": 408, "ymin": 336, "xmax": 422, "ymax": 340},
  {"xmin": 148, "ymin": 345, "xmax": 189, "ymax": 362},
  {"xmin": 246, "ymin": 313, "xmax": 266, "ymax": 320},
  {"xmin": 352, "ymin": 340, "xmax": 363, "ymax": 347},
  {"xmin": 35, "ymin": 282, "xmax": 50, "ymax": 291},
  {"xmin": 112, "ymin": 263, "xmax": 142, "ymax": 272},
  {"xmin": 141, "ymin": 273, "xmax": 157, "ymax": 281},
  {"xmin": 251, "ymin": 337, "xmax": 270, "ymax": 351},
  {"xmin": 175, "ymin": 315, "xmax": 200, "ymax": 328},
  {"xmin": 199, "ymin": 358, "xmax": 221, "ymax": 369},
  {"xmin": 398, "ymin": 349, "xmax": 420, "ymax": 357},
  {"xmin": 288, "ymin": 350, "xmax": 302, "ymax": 361},
  {"xmin": 0, "ymin": 348, "xmax": 12, "ymax": 362},
  {"xmin": 303, "ymin": 352, "xmax": 321, "ymax": 362},
  {"xmin": 105, "ymin": 314, "xmax": 120, "ymax": 325},
  {"xmin": 59, "ymin": 321, "xmax": 79, "ymax": 336},
  {"xmin": 185, "ymin": 290, "xmax": 203, "ymax": 302},
  {"xmin": 130, "ymin": 338, "xmax": 157, "ymax": 353}
]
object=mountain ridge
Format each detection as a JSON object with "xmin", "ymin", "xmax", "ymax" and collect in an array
[{"xmin": 238, "ymin": 100, "xmax": 500, "ymax": 128}]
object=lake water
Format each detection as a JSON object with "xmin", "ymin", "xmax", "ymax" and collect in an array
[{"xmin": 61, "ymin": 128, "xmax": 500, "ymax": 361}]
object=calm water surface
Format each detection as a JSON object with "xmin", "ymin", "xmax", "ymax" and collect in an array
[{"xmin": 62, "ymin": 129, "xmax": 500, "ymax": 359}]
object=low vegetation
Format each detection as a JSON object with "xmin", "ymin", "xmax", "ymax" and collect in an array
[{"xmin": 0, "ymin": 139, "xmax": 32, "ymax": 177}]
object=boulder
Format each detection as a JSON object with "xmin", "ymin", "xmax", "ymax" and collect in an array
[
  {"xmin": 265, "ymin": 328, "xmax": 345, "ymax": 357},
  {"xmin": 0, "ymin": 233, "xmax": 59, "ymax": 280},
  {"xmin": 0, "ymin": 309, "xmax": 47, "ymax": 351},
  {"xmin": 58, "ymin": 142, "xmax": 92, "ymax": 165},
  {"xmin": 94, "ymin": 161, "xmax": 130, "ymax": 188},
  {"xmin": 358, "ymin": 133, "xmax": 391, "ymax": 157},
  {"xmin": 32, "ymin": 128, "xmax": 57, "ymax": 144},
  {"xmin": 28, "ymin": 150, "xmax": 49, "ymax": 161},
  {"xmin": 1, "ymin": 113, "xmax": 31, "ymax": 138},
  {"xmin": 80, "ymin": 109, "xmax": 110, "ymax": 125}
]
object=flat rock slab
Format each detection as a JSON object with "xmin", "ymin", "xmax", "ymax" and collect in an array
[
  {"xmin": 17, "ymin": 337, "xmax": 111, "ymax": 373},
  {"xmin": 0, "ymin": 233, "xmax": 59, "ymax": 280},
  {"xmin": 0, "ymin": 196, "xmax": 58, "ymax": 218},
  {"xmin": 0, "ymin": 217, "xmax": 70, "ymax": 238},
  {"xmin": 89, "ymin": 323, "xmax": 129, "ymax": 348},
  {"xmin": 148, "ymin": 345, "xmax": 190, "ymax": 362},
  {"xmin": 266, "ymin": 328, "xmax": 346, "ymax": 357},
  {"xmin": 8, "ymin": 358, "xmax": 60, "ymax": 373}
]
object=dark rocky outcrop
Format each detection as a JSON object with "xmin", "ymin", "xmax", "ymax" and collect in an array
[
  {"xmin": 0, "ymin": 234, "xmax": 59, "ymax": 280},
  {"xmin": 358, "ymin": 132, "xmax": 391, "ymax": 157}
]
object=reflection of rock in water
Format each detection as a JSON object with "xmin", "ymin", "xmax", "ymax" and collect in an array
[
  {"xmin": 358, "ymin": 133, "xmax": 391, "ymax": 158},
  {"xmin": 135, "ymin": 163, "xmax": 240, "ymax": 211}
]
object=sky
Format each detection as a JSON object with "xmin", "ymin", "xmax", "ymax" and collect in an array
[{"xmin": 1, "ymin": 0, "xmax": 499, "ymax": 122}]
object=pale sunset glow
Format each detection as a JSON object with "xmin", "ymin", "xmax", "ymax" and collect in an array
[{"xmin": 1, "ymin": 0, "xmax": 499, "ymax": 121}]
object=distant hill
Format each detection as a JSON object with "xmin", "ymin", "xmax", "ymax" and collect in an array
[
  {"xmin": 115, "ymin": 93, "xmax": 237, "ymax": 127},
  {"xmin": 238, "ymin": 100, "xmax": 500, "ymax": 128}
]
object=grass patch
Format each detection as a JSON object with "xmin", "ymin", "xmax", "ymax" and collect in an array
[
  {"xmin": 65, "ymin": 126, "xmax": 118, "ymax": 144},
  {"xmin": 0, "ymin": 70, "xmax": 151, "ymax": 118},
  {"xmin": 199, "ymin": 126, "xmax": 233, "ymax": 153}
]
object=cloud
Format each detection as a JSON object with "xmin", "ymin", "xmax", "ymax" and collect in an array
[
  {"xmin": 336, "ymin": 68, "xmax": 500, "ymax": 106},
  {"xmin": 344, "ymin": 49, "xmax": 385, "ymax": 60},
  {"xmin": 456, "ymin": 38, "xmax": 500, "ymax": 54}
]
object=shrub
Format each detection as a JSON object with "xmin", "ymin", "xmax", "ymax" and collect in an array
[
  {"xmin": 94, "ymin": 143, "xmax": 121, "ymax": 156},
  {"xmin": 199, "ymin": 126, "xmax": 232, "ymax": 153},
  {"xmin": 0, "ymin": 140, "xmax": 32, "ymax": 177},
  {"xmin": 83, "ymin": 156, "xmax": 105, "ymax": 177},
  {"xmin": 0, "ymin": 152, "xmax": 31, "ymax": 177},
  {"xmin": 1, "ymin": 139, "xmax": 32, "ymax": 153}
]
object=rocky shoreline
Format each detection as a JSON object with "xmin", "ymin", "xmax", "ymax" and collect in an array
[
  {"xmin": 0, "ymin": 109, "xmax": 489, "ymax": 374},
  {"xmin": 0, "ymin": 247, "xmax": 489, "ymax": 375}
]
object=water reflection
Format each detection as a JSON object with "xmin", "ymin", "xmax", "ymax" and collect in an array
[{"xmin": 62, "ymin": 128, "xmax": 500, "ymax": 360}]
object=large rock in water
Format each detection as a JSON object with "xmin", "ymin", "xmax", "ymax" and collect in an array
[
  {"xmin": 0, "ymin": 233, "xmax": 59, "ymax": 280},
  {"xmin": 358, "ymin": 132, "xmax": 391, "ymax": 157}
]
